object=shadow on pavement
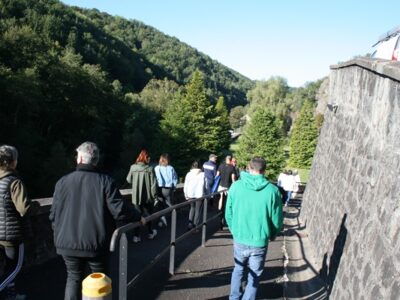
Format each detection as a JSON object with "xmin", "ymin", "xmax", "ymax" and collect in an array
[{"xmin": 284, "ymin": 196, "xmax": 328, "ymax": 300}]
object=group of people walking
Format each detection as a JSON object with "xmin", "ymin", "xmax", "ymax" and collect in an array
[{"xmin": 0, "ymin": 141, "xmax": 285, "ymax": 300}]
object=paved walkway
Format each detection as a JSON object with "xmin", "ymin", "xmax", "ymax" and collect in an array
[
  {"xmin": 282, "ymin": 196, "xmax": 327, "ymax": 300},
  {"xmin": 18, "ymin": 206, "xmax": 284, "ymax": 300},
  {"xmin": 129, "ymin": 221, "xmax": 284, "ymax": 299}
]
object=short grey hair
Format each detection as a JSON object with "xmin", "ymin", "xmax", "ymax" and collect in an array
[
  {"xmin": 0, "ymin": 145, "xmax": 18, "ymax": 169},
  {"xmin": 249, "ymin": 157, "xmax": 266, "ymax": 173},
  {"xmin": 76, "ymin": 141, "xmax": 99, "ymax": 165}
]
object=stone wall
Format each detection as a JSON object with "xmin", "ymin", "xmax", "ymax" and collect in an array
[
  {"xmin": 21, "ymin": 186, "xmax": 186, "ymax": 269},
  {"xmin": 301, "ymin": 58, "xmax": 400, "ymax": 299}
]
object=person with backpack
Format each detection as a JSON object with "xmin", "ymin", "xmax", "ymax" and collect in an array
[{"xmin": 154, "ymin": 153, "xmax": 178, "ymax": 228}]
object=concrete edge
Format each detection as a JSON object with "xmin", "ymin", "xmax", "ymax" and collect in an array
[{"xmin": 330, "ymin": 57, "xmax": 400, "ymax": 82}]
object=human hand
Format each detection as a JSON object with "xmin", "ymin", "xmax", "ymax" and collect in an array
[{"xmin": 140, "ymin": 217, "xmax": 146, "ymax": 225}]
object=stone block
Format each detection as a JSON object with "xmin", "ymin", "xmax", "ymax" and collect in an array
[
  {"xmin": 390, "ymin": 281, "xmax": 400, "ymax": 300},
  {"xmin": 371, "ymin": 285, "xmax": 383, "ymax": 299}
]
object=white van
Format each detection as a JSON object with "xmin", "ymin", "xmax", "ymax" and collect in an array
[{"xmin": 372, "ymin": 26, "xmax": 400, "ymax": 61}]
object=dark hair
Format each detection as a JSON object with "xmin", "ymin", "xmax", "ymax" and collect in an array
[
  {"xmin": 0, "ymin": 145, "xmax": 18, "ymax": 169},
  {"xmin": 191, "ymin": 160, "xmax": 200, "ymax": 169},
  {"xmin": 136, "ymin": 149, "xmax": 150, "ymax": 164},
  {"xmin": 159, "ymin": 153, "xmax": 170, "ymax": 166},
  {"xmin": 249, "ymin": 157, "xmax": 266, "ymax": 172}
]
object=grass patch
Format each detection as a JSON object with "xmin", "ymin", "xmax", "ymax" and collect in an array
[{"xmin": 297, "ymin": 168, "xmax": 310, "ymax": 183}]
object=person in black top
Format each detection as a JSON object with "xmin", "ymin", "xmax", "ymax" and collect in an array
[
  {"xmin": 217, "ymin": 155, "xmax": 236, "ymax": 228},
  {"xmin": 50, "ymin": 141, "xmax": 144, "ymax": 300}
]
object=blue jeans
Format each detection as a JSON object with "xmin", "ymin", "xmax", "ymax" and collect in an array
[
  {"xmin": 286, "ymin": 191, "xmax": 292, "ymax": 205},
  {"xmin": 230, "ymin": 242, "xmax": 267, "ymax": 300}
]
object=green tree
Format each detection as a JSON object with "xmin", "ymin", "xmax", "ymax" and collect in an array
[
  {"xmin": 137, "ymin": 78, "xmax": 181, "ymax": 114},
  {"xmin": 229, "ymin": 105, "xmax": 246, "ymax": 130},
  {"xmin": 246, "ymin": 77, "xmax": 289, "ymax": 115},
  {"xmin": 212, "ymin": 96, "xmax": 231, "ymax": 153},
  {"xmin": 235, "ymin": 109, "xmax": 285, "ymax": 180},
  {"xmin": 158, "ymin": 71, "xmax": 212, "ymax": 174},
  {"xmin": 288, "ymin": 100, "xmax": 319, "ymax": 168},
  {"xmin": 158, "ymin": 71, "xmax": 229, "ymax": 175}
]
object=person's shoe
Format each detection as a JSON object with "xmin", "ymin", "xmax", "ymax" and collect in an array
[
  {"xmin": 187, "ymin": 221, "xmax": 194, "ymax": 231},
  {"xmin": 220, "ymin": 218, "xmax": 226, "ymax": 230},
  {"xmin": 133, "ymin": 236, "xmax": 141, "ymax": 243},
  {"xmin": 148, "ymin": 229, "xmax": 157, "ymax": 239},
  {"xmin": 160, "ymin": 216, "xmax": 168, "ymax": 227}
]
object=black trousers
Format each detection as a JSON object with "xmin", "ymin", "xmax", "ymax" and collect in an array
[
  {"xmin": 133, "ymin": 204, "xmax": 153, "ymax": 236},
  {"xmin": 0, "ymin": 243, "xmax": 24, "ymax": 292},
  {"xmin": 62, "ymin": 255, "xmax": 106, "ymax": 300}
]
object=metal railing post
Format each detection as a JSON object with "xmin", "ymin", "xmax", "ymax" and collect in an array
[
  {"xmin": 169, "ymin": 209, "xmax": 177, "ymax": 275},
  {"xmin": 119, "ymin": 233, "xmax": 128, "ymax": 300},
  {"xmin": 202, "ymin": 197, "xmax": 208, "ymax": 247}
]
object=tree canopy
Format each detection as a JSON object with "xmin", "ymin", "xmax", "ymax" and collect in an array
[
  {"xmin": 288, "ymin": 100, "xmax": 319, "ymax": 168},
  {"xmin": 0, "ymin": 0, "xmax": 250, "ymax": 196},
  {"xmin": 235, "ymin": 109, "xmax": 285, "ymax": 180},
  {"xmin": 157, "ymin": 71, "xmax": 230, "ymax": 175}
]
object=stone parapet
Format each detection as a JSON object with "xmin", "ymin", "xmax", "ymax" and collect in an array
[{"xmin": 22, "ymin": 185, "xmax": 185, "ymax": 268}]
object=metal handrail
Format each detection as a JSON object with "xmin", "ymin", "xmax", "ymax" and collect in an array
[
  {"xmin": 109, "ymin": 193, "xmax": 210, "ymax": 252},
  {"xmin": 110, "ymin": 189, "xmax": 227, "ymax": 300}
]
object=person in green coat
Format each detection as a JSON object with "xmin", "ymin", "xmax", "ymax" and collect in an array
[
  {"xmin": 126, "ymin": 149, "xmax": 158, "ymax": 243},
  {"xmin": 225, "ymin": 157, "xmax": 283, "ymax": 300}
]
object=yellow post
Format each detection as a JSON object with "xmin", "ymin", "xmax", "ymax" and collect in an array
[{"xmin": 82, "ymin": 273, "xmax": 112, "ymax": 300}]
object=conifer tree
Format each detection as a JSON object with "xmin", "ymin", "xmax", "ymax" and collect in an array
[
  {"xmin": 288, "ymin": 100, "xmax": 319, "ymax": 168},
  {"xmin": 158, "ymin": 71, "xmax": 216, "ymax": 174},
  {"xmin": 235, "ymin": 108, "xmax": 285, "ymax": 180},
  {"xmin": 208, "ymin": 96, "xmax": 231, "ymax": 154}
]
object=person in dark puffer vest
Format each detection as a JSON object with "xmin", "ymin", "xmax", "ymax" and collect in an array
[{"xmin": 0, "ymin": 145, "xmax": 32, "ymax": 300}]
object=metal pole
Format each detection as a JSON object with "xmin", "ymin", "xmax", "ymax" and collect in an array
[
  {"xmin": 119, "ymin": 233, "xmax": 128, "ymax": 300},
  {"xmin": 169, "ymin": 209, "xmax": 177, "ymax": 275},
  {"xmin": 202, "ymin": 197, "xmax": 208, "ymax": 247}
]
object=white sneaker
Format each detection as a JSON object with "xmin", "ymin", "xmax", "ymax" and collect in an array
[
  {"xmin": 161, "ymin": 216, "xmax": 168, "ymax": 226},
  {"xmin": 148, "ymin": 229, "xmax": 157, "ymax": 239},
  {"xmin": 133, "ymin": 236, "xmax": 141, "ymax": 243}
]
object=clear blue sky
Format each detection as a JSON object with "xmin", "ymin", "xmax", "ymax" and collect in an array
[{"xmin": 62, "ymin": 0, "xmax": 399, "ymax": 87}]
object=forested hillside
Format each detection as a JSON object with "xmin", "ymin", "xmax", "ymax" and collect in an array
[
  {"xmin": 73, "ymin": 7, "xmax": 254, "ymax": 108},
  {"xmin": 0, "ymin": 0, "xmax": 252, "ymax": 196}
]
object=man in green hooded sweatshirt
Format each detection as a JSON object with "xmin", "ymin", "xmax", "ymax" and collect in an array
[{"xmin": 225, "ymin": 157, "xmax": 283, "ymax": 300}]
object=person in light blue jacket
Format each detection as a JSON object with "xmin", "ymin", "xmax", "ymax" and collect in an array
[{"xmin": 154, "ymin": 154, "xmax": 178, "ymax": 227}]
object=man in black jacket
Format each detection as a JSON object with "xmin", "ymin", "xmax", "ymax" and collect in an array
[{"xmin": 50, "ymin": 141, "xmax": 143, "ymax": 300}]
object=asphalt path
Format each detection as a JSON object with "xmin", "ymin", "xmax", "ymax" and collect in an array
[{"xmin": 17, "ymin": 205, "xmax": 284, "ymax": 300}]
